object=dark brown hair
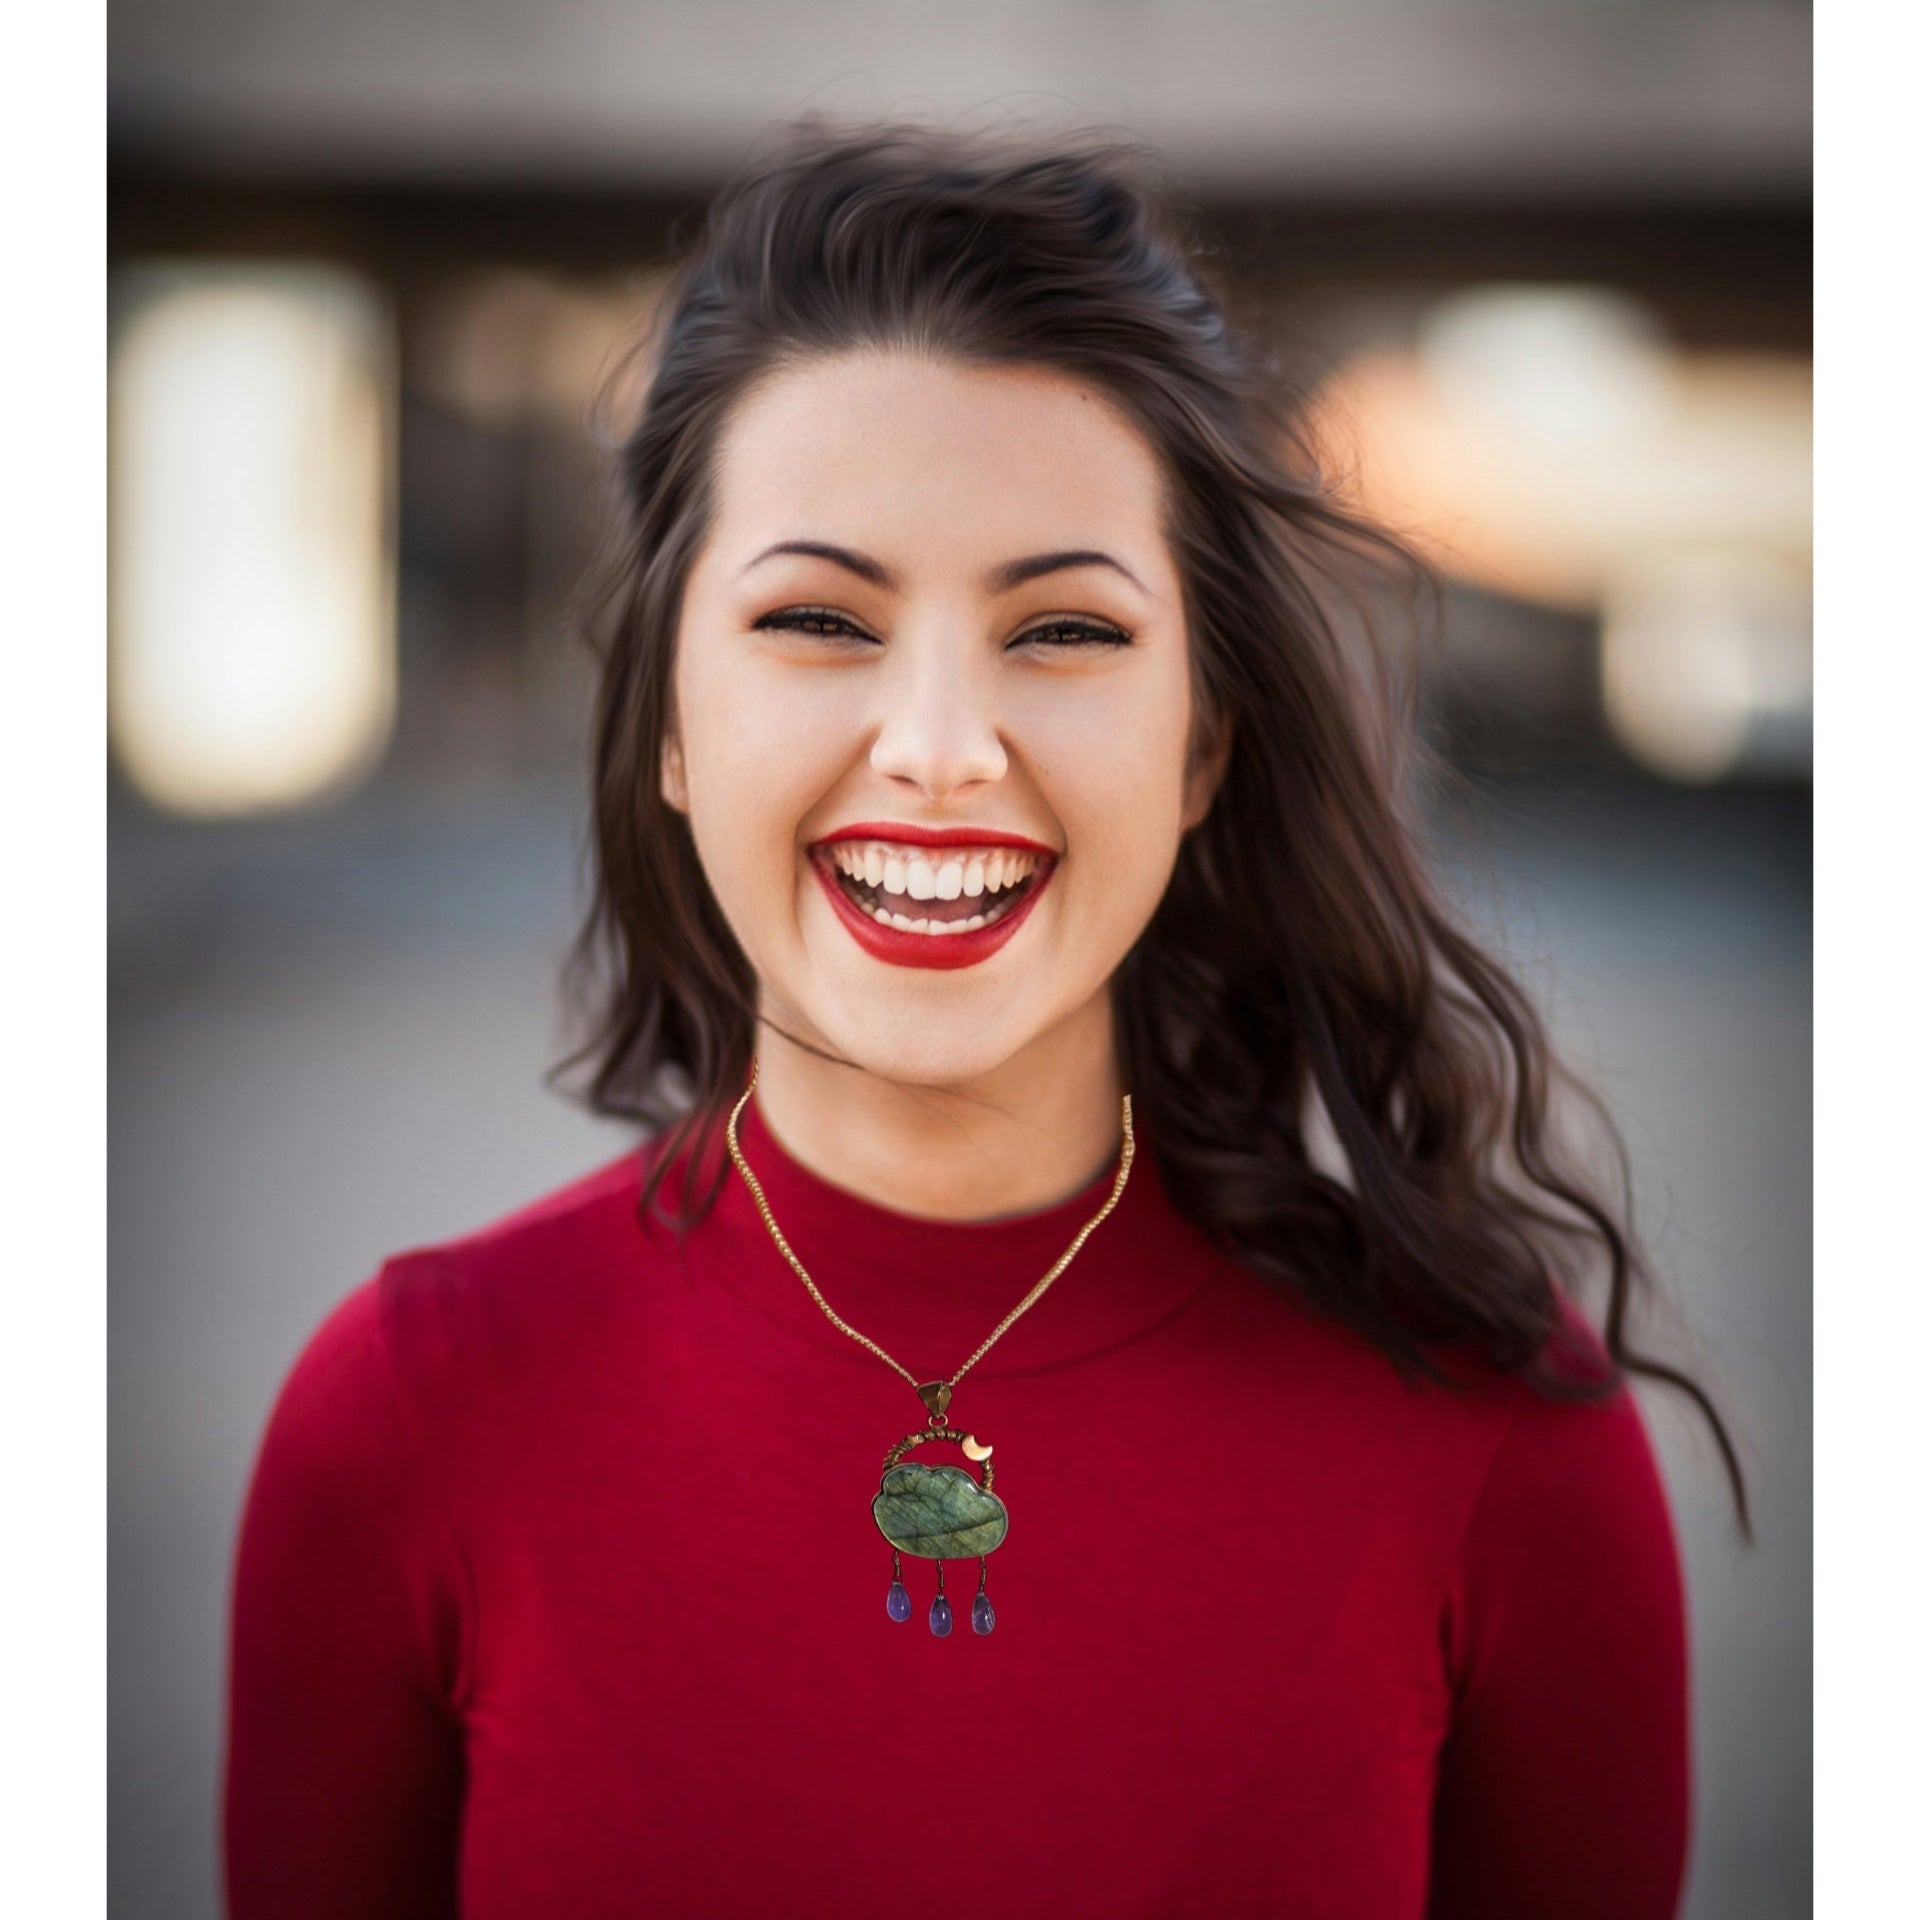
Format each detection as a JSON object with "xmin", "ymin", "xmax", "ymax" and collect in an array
[{"xmin": 550, "ymin": 115, "xmax": 1749, "ymax": 1538}]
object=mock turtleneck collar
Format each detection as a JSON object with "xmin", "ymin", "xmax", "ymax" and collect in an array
[{"xmin": 669, "ymin": 1085, "xmax": 1235, "ymax": 1378}]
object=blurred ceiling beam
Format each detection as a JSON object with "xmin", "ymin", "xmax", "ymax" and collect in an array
[{"xmin": 110, "ymin": 0, "xmax": 1809, "ymax": 200}]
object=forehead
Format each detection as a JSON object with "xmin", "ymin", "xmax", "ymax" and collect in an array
[{"xmin": 706, "ymin": 348, "xmax": 1174, "ymax": 577}]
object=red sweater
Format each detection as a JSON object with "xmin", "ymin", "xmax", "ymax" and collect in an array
[{"xmin": 223, "ymin": 1095, "xmax": 1690, "ymax": 1918}]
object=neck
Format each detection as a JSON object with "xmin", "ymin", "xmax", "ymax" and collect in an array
[{"xmin": 749, "ymin": 1002, "xmax": 1126, "ymax": 1224}]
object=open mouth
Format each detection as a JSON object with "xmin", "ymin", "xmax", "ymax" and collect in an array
[{"xmin": 813, "ymin": 839, "xmax": 1052, "ymax": 937}]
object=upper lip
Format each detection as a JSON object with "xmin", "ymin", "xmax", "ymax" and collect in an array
[{"xmin": 814, "ymin": 821, "xmax": 1058, "ymax": 855}]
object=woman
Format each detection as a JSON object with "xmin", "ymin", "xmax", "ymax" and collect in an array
[{"xmin": 223, "ymin": 120, "xmax": 1746, "ymax": 1919}]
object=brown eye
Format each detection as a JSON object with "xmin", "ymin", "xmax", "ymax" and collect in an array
[
  {"xmin": 1014, "ymin": 619, "xmax": 1132, "ymax": 650},
  {"xmin": 751, "ymin": 607, "xmax": 877, "ymax": 644}
]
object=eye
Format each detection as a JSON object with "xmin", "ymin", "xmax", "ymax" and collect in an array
[
  {"xmin": 1013, "ymin": 618, "xmax": 1133, "ymax": 651},
  {"xmin": 750, "ymin": 606, "xmax": 877, "ymax": 645},
  {"xmin": 750, "ymin": 607, "xmax": 1132, "ymax": 650}
]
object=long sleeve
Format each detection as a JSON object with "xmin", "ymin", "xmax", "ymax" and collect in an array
[
  {"xmin": 1426, "ymin": 1375, "xmax": 1692, "ymax": 1918},
  {"xmin": 221, "ymin": 1274, "xmax": 467, "ymax": 1919}
]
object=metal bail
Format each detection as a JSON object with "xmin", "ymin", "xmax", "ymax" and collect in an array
[{"xmin": 916, "ymin": 1380, "xmax": 953, "ymax": 1420}]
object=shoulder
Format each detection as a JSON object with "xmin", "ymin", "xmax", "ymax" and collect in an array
[
  {"xmin": 1192, "ymin": 1261, "xmax": 1669, "ymax": 1562},
  {"xmin": 264, "ymin": 1139, "xmax": 663, "ymax": 1456},
  {"xmin": 1466, "ymin": 1368, "xmax": 1676, "ymax": 1583},
  {"xmin": 247, "ymin": 1271, "xmax": 410, "ymax": 1500},
  {"xmin": 370, "ymin": 1138, "xmax": 664, "ymax": 1390},
  {"xmin": 1455, "ymin": 1303, "xmax": 1675, "ymax": 1537}
]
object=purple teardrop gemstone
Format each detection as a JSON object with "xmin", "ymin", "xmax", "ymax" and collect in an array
[
  {"xmin": 886, "ymin": 1580, "xmax": 911, "ymax": 1623},
  {"xmin": 929, "ymin": 1596, "xmax": 954, "ymax": 1637},
  {"xmin": 972, "ymin": 1592, "xmax": 996, "ymax": 1634}
]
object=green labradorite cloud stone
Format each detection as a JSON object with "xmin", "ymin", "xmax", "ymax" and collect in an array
[{"xmin": 871, "ymin": 1463, "xmax": 1009, "ymax": 1559}]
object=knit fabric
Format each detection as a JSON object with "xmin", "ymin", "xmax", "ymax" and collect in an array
[{"xmin": 223, "ymin": 1095, "xmax": 1690, "ymax": 1918}]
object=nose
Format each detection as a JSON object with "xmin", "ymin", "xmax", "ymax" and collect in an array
[{"xmin": 865, "ymin": 633, "xmax": 1010, "ymax": 800}]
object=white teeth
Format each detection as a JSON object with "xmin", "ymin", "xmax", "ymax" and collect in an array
[{"xmin": 823, "ymin": 839, "xmax": 1047, "ymax": 910}]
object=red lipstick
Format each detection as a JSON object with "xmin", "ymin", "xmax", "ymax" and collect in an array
[
  {"xmin": 807, "ymin": 838, "xmax": 1057, "ymax": 971},
  {"xmin": 815, "ymin": 821, "xmax": 1057, "ymax": 854}
]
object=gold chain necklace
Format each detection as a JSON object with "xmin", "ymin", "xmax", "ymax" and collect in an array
[{"xmin": 725, "ymin": 1056, "xmax": 1135, "ymax": 1637}]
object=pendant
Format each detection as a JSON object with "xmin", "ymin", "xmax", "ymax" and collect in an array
[{"xmin": 872, "ymin": 1380, "xmax": 1002, "ymax": 1635}]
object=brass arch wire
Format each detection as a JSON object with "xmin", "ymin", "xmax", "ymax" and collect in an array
[
  {"xmin": 724, "ymin": 1057, "xmax": 1136, "ymax": 1399},
  {"xmin": 883, "ymin": 1428, "xmax": 998, "ymax": 1493}
]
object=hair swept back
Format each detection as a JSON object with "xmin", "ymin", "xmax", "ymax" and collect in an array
[{"xmin": 547, "ymin": 113, "xmax": 1749, "ymax": 1539}]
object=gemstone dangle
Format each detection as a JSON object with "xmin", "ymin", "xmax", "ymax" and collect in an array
[
  {"xmin": 884, "ymin": 1548, "xmax": 911, "ymax": 1623},
  {"xmin": 872, "ymin": 1380, "xmax": 1006, "ymax": 1638},
  {"xmin": 972, "ymin": 1558, "xmax": 995, "ymax": 1634}
]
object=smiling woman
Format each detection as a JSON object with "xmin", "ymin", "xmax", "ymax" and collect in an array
[
  {"xmin": 223, "ymin": 118, "xmax": 1744, "ymax": 1920},
  {"xmin": 657, "ymin": 345, "xmax": 1219, "ymax": 1077}
]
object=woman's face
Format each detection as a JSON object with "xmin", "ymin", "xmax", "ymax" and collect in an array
[{"xmin": 665, "ymin": 347, "xmax": 1228, "ymax": 1088}]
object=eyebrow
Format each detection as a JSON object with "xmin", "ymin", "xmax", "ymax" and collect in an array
[{"xmin": 739, "ymin": 539, "xmax": 1151, "ymax": 598}]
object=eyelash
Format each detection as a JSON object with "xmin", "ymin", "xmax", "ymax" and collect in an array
[{"xmin": 751, "ymin": 606, "xmax": 1133, "ymax": 650}]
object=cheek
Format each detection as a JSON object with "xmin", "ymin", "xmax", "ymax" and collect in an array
[
  {"xmin": 672, "ymin": 656, "xmax": 829, "ymax": 933},
  {"xmin": 1034, "ymin": 683, "xmax": 1191, "ymax": 891},
  {"xmin": 678, "ymin": 644, "xmax": 789, "ymax": 774}
]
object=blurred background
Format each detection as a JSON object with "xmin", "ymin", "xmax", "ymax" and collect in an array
[{"xmin": 108, "ymin": 4, "xmax": 1811, "ymax": 1915}]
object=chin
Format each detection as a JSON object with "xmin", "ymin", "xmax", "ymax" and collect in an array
[{"xmin": 821, "ymin": 1023, "xmax": 1030, "ymax": 1091}]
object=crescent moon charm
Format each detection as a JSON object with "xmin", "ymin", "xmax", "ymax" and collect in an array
[{"xmin": 960, "ymin": 1433, "xmax": 993, "ymax": 1461}]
